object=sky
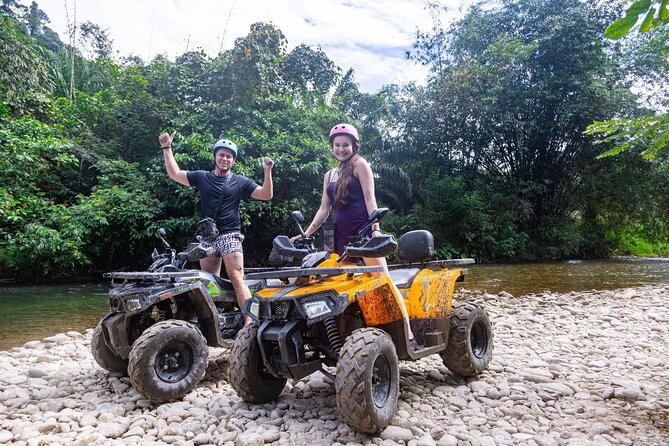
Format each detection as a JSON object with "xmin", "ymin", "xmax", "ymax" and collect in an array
[{"xmin": 26, "ymin": 0, "xmax": 473, "ymax": 93}]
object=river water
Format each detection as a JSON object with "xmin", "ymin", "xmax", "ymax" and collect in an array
[{"xmin": 1, "ymin": 259, "xmax": 668, "ymax": 351}]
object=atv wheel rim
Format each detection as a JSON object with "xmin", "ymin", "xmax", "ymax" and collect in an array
[
  {"xmin": 371, "ymin": 354, "xmax": 392, "ymax": 408},
  {"xmin": 155, "ymin": 341, "xmax": 193, "ymax": 383},
  {"xmin": 471, "ymin": 320, "xmax": 488, "ymax": 359}
]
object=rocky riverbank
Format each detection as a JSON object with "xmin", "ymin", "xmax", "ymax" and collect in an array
[{"xmin": 1, "ymin": 285, "xmax": 668, "ymax": 445}]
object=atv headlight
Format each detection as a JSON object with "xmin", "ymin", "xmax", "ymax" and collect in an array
[
  {"xmin": 126, "ymin": 298, "xmax": 141, "ymax": 312},
  {"xmin": 249, "ymin": 301, "xmax": 259, "ymax": 318},
  {"xmin": 302, "ymin": 300, "xmax": 332, "ymax": 320}
]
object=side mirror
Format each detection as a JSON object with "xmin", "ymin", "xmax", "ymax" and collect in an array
[
  {"xmin": 292, "ymin": 210, "xmax": 307, "ymax": 238},
  {"xmin": 368, "ymin": 208, "xmax": 389, "ymax": 223},
  {"xmin": 292, "ymin": 211, "xmax": 305, "ymax": 224},
  {"xmin": 157, "ymin": 228, "xmax": 170, "ymax": 249}
]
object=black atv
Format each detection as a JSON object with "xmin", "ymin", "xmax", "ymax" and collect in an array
[{"xmin": 92, "ymin": 219, "xmax": 257, "ymax": 402}]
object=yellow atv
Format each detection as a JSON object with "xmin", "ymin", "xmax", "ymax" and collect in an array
[{"xmin": 230, "ymin": 209, "xmax": 493, "ymax": 433}]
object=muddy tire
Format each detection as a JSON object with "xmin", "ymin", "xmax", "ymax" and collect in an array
[
  {"xmin": 335, "ymin": 328, "xmax": 399, "ymax": 434},
  {"xmin": 91, "ymin": 324, "xmax": 128, "ymax": 375},
  {"xmin": 229, "ymin": 323, "xmax": 287, "ymax": 403},
  {"xmin": 441, "ymin": 303, "xmax": 493, "ymax": 376},
  {"xmin": 127, "ymin": 320, "xmax": 208, "ymax": 403}
]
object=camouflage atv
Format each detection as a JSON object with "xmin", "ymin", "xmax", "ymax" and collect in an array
[{"xmin": 92, "ymin": 219, "xmax": 256, "ymax": 402}]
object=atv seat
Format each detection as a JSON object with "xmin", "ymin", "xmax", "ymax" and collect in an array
[
  {"xmin": 398, "ymin": 230, "xmax": 434, "ymax": 262},
  {"xmin": 389, "ymin": 268, "xmax": 421, "ymax": 289},
  {"xmin": 214, "ymin": 275, "xmax": 235, "ymax": 290}
]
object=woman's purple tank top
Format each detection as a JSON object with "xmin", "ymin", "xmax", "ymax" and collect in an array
[{"xmin": 327, "ymin": 174, "xmax": 372, "ymax": 255}]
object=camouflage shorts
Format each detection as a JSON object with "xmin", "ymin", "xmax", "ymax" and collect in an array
[{"xmin": 213, "ymin": 232, "xmax": 245, "ymax": 256}]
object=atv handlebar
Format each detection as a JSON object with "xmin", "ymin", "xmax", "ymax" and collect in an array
[{"xmin": 273, "ymin": 235, "xmax": 311, "ymax": 258}]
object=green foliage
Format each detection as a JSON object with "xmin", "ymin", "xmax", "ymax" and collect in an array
[
  {"xmin": 589, "ymin": 0, "xmax": 669, "ymax": 160},
  {"xmin": 605, "ymin": 0, "xmax": 669, "ymax": 38},
  {"xmin": 605, "ymin": 225, "xmax": 669, "ymax": 256},
  {"xmin": 586, "ymin": 113, "xmax": 669, "ymax": 159}
]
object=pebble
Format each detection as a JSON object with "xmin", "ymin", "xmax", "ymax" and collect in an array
[{"xmin": 0, "ymin": 286, "xmax": 668, "ymax": 444}]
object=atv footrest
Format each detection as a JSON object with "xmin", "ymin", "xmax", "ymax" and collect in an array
[
  {"xmin": 425, "ymin": 331, "xmax": 444, "ymax": 347},
  {"xmin": 219, "ymin": 312, "xmax": 243, "ymax": 337}
]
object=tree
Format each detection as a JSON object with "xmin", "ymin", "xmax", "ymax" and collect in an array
[
  {"xmin": 401, "ymin": 0, "xmax": 638, "ymax": 259},
  {"xmin": 283, "ymin": 44, "xmax": 340, "ymax": 105},
  {"xmin": 79, "ymin": 21, "xmax": 114, "ymax": 59},
  {"xmin": 226, "ymin": 22, "xmax": 287, "ymax": 106},
  {"xmin": 0, "ymin": 13, "xmax": 51, "ymax": 115},
  {"xmin": 585, "ymin": 0, "xmax": 669, "ymax": 158},
  {"xmin": 26, "ymin": 1, "xmax": 48, "ymax": 37}
]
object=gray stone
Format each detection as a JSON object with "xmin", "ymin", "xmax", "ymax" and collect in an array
[
  {"xmin": 0, "ymin": 430, "xmax": 13, "ymax": 443},
  {"xmin": 540, "ymin": 382, "xmax": 575, "ymax": 397},
  {"xmin": 98, "ymin": 422, "xmax": 127, "ymax": 439},
  {"xmin": 435, "ymin": 434, "xmax": 458, "ymax": 446},
  {"xmin": 635, "ymin": 401, "xmax": 655, "ymax": 410},
  {"xmin": 122, "ymin": 426, "xmax": 145, "ymax": 438},
  {"xmin": 533, "ymin": 434, "xmax": 559, "ymax": 446},
  {"xmin": 411, "ymin": 434, "xmax": 437, "ymax": 446},
  {"xmin": 261, "ymin": 430, "xmax": 281, "ymax": 443},
  {"xmin": 479, "ymin": 436, "xmax": 496, "ymax": 446},
  {"xmin": 380, "ymin": 426, "xmax": 415, "ymax": 442},
  {"xmin": 27, "ymin": 368, "xmax": 49, "ymax": 378},
  {"xmin": 613, "ymin": 388, "xmax": 646, "ymax": 402},
  {"xmin": 646, "ymin": 358, "xmax": 661, "ymax": 367},
  {"xmin": 235, "ymin": 432, "xmax": 263, "ymax": 446},
  {"xmin": 192, "ymin": 433, "xmax": 213, "ymax": 445}
]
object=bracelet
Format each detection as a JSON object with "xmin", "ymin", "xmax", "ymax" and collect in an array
[
  {"xmin": 372, "ymin": 229, "xmax": 382, "ymax": 234},
  {"xmin": 161, "ymin": 146, "xmax": 171, "ymax": 150}
]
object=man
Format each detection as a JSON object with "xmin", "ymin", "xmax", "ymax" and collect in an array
[{"xmin": 159, "ymin": 132, "xmax": 274, "ymax": 324}]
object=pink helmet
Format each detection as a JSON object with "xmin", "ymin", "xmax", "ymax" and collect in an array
[{"xmin": 329, "ymin": 123, "xmax": 360, "ymax": 145}]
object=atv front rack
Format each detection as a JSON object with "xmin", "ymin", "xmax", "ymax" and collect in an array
[{"xmin": 104, "ymin": 271, "xmax": 204, "ymax": 283}]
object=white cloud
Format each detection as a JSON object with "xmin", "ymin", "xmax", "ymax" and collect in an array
[{"xmin": 27, "ymin": 0, "xmax": 471, "ymax": 92}]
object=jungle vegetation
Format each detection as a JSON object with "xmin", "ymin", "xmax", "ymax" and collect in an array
[{"xmin": 1, "ymin": 0, "xmax": 668, "ymax": 281}]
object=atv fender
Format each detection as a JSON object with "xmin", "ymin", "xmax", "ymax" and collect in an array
[
  {"xmin": 180, "ymin": 283, "xmax": 226, "ymax": 347},
  {"xmin": 405, "ymin": 268, "xmax": 463, "ymax": 319},
  {"xmin": 135, "ymin": 282, "xmax": 228, "ymax": 345},
  {"xmin": 100, "ymin": 312, "xmax": 131, "ymax": 358}
]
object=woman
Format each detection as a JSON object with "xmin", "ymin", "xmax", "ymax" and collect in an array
[{"xmin": 290, "ymin": 123, "xmax": 416, "ymax": 347}]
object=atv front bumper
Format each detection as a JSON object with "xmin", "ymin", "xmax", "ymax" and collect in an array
[{"xmin": 257, "ymin": 319, "xmax": 322, "ymax": 380}]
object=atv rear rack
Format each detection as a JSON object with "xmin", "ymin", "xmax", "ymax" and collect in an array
[{"xmin": 387, "ymin": 258, "xmax": 475, "ymax": 270}]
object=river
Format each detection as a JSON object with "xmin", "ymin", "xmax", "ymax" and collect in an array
[{"xmin": 1, "ymin": 258, "xmax": 668, "ymax": 351}]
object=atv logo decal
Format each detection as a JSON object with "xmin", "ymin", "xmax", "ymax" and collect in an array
[
  {"xmin": 159, "ymin": 292, "xmax": 175, "ymax": 301},
  {"xmin": 207, "ymin": 281, "xmax": 222, "ymax": 297},
  {"xmin": 161, "ymin": 284, "xmax": 197, "ymax": 300}
]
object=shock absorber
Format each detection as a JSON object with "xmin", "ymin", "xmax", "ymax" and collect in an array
[{"xmin": 324, "ymin": 317, "xmax": 342, "ymax": 356}]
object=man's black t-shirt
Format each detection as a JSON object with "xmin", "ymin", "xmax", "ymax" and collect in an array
[{"xmin": 186, "ymin": 171, "xmax": 258, "ymax": 234}]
